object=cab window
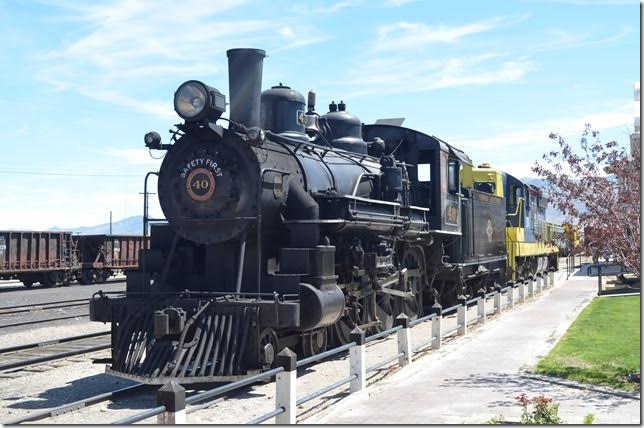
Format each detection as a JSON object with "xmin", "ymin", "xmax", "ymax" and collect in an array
[
  {"xmin": 447, "ymin": 160, "xmax": 459, "ymax": 194},
  {"xmin": 474, "ymin": 181, "xmax": 495, "ymax": 194}
]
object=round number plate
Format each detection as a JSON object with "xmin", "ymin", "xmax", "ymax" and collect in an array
[{"xmin": 185, "ymin": 167, "xmax": 216, "ymax": 202}]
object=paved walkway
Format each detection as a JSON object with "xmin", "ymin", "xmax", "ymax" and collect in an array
[{"xmin": 306, "ymin": 273, "xmax": 641, "ymax": 424}]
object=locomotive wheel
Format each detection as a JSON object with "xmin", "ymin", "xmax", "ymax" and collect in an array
[
  {"xmin": 301, "ymin": 328, "xmax": 328, "ymax": 358},
  {"xmin": 331, "ymin": 304, "xmax": 360, "ymax": 345},
  {"xmin": 258, "ymin": 328, "xmax": 279, "ymax": 367},
  {"xmin": 22, "ymin": 279, "xmax": 33, "ymax": 288},
  {"xmin": 400, "ymin": 248, "xmax": 425, "ymax": 320},
  {"xmin": 374, "ymin": 293, "xmax": 396, "ymax": 333},
  {"xmin": 332, "ymin": 293, "xmax": 378, "ymax": 344}
]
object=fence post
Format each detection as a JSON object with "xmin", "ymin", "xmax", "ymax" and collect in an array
[
  {"xmin": 395, "ymin": 314, "xmax": 412, "ymax": 367},
  {"xmin": 275, "ymin": 347, "xmax": 297, "ymax": 424},
  {"xmin": 536, "ymin": 274, "xmax": 542, "ymax": 293},
  {"xmin": 349, "ymin": 328, "xmax": 366, "ymax": 393},
  {"xmin": 477, "ymin": 290, "xmax": 486, "ymax": 325},
  {"xmin": 457, "ymin": 295, "xmax": 467, "ymax": 335},
  {"xmin": 528, "ymin": 278, "xmax": 534, "ymax": 299},
  {"xmin": 431, "ymin": 303, "xmax": 442, "ymax": 349},
  {"xmin": 548, "ymin": 270, "xmax": 555, "ymax": 287},
  {"xmin": 518, "ymin": 280, "xmax": 526, "ymax": 303},
  {"xmin": 157, "ymin": 381, "xmax": 186, "ymax": 425},
  {"xmin": 507, "ymin": 282, "xmax": 515, "ymax": 309}
]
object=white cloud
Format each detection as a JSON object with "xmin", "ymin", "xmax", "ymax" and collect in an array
[
  {"xmin": 529, "ymin": 26, "xmax": 631, "ymax": 54},
  {"xmin": 313, "ymin": 0, "xmax": 363, "ymax": 13},
  {"xmin": 374, "ymin": 17, "xmax": 504, "ymax": 51},
  {"xmin": 34, "ymin": 0, "xmax": 273, "ymax": 118},
  {"xmin": 447, "ymin": 102, "xmax": 634, "ymax": 152},
  {"xmin": 383, "ymin": 0, "xmax": 418, "ymax": 6},
  {"xmin": 274, "ymin": 25, "xmax": 333, "ymax": 52},
  {"xmin": 343, "ymin": 53, "xmax": 534, "ymax": 97},
  {"xmin": 8, "ymin": 123, "xmax": 28, "ymax": 137}
]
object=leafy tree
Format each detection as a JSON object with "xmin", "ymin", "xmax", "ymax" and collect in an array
[{"xmin": 533, "ymin": 125, "xmax": 640, "ymax": 276}]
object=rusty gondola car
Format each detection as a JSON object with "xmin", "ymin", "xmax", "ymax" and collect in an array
[
  {"xmin": 0, "ymin": 231, "xmax": 74, "ymax": 287},
  {"xmin": 75, "ymin": 234, "xmax": 146, "ymax": 285},
  {"xmin": 0, "ymin": 231, "xmax": 145, "ymax": 287}
]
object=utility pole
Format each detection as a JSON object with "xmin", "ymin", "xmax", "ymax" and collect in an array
[{"xmin": 109, "ymin": 211, "xmax": 113, "ymax": 235}]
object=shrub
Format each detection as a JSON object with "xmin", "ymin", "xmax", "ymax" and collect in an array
[{"xmin": 515, "ymin": 393, "xmax": 564, "ymax": 424}]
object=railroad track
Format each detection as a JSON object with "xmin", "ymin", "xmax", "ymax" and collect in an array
[
  {"xmin": 0, "ymin": 277, "xmax": 126, "ymax": 294},
  {"xmin": 0, "ymin": 298, "xmax": 91, "ymax": 329},
  {"xmin": 0, "ymin": 331, "xmax": 111, "ymax": 374}
]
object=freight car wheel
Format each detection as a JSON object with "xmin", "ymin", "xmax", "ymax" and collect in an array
[
  {"xmin": 95, "ymin": 270, "xmax": 107, "ymax": 284},
  {"xmin": 22, "ymin": 280, "xmax": 33, "ymax": 288},
  {"xmin": 79, "ymin": 269, "xmax": 94, "ymax": 285},
  {"xmin": 41, "ymin": 273, "xmax": 56, "ymax": 288}
]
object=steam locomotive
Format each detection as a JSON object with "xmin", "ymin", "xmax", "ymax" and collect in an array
[{"xmin": 90, "ymin": 48, "xmax": 558, "ymax": 384}]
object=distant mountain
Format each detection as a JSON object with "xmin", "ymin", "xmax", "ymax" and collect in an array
[{"xmin": 49, "ymin": 215, "xmax": 144, "ymax": 235}]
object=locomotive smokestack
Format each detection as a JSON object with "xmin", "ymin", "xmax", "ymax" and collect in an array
[{"xmin": 226, "ymin": 48, "xmax": 266, "ymax": 128}]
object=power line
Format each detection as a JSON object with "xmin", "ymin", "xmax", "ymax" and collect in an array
[{"xmin": 0, "ymin": 170, "xmax": 144, "ymax": 177}]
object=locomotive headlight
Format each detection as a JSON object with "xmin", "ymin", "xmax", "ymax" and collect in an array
[{"xmin": 174, "ymin": 80, "xmax": 226, "ymax": 123}]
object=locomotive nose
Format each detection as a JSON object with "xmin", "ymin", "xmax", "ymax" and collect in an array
[{"xmin": 157, "ymin": 134, "xmax": 260, "ymax": 245}]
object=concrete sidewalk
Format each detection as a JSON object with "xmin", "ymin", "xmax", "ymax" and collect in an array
[{"xmin": 306, "ymin": 273, "xmax": 641, "ymax": 424}]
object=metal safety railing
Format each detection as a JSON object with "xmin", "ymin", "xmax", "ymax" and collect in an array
[{"xmin": 108, "ymin": 270, "xmax": 558, "ymax": 425}]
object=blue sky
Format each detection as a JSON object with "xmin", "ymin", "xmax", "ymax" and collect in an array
[{"xmin": 0, "ymin": 0, "xmax": 639, "ymax": 229}]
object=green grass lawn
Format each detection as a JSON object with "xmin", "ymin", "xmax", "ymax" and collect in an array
[{"xmin": 536, "ymin": 295, "xmax": 640, "ymax": 392}]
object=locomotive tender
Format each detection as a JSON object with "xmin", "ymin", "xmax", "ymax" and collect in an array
[{"xmin": 90, "ymin": 48, "xmax": 558, "ymax": 384}]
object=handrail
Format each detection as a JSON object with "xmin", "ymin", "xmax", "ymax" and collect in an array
[
  {"xmin": 365, "ymin": 325, "xmax": 402, "ymax": 343},
  {"xmin": 247, "ymin": 407, "xmax": 285, "ymax": 424},
  {"xmin": 367, "ymin": 352, "xmax": 405, "ymax": 373},
  {"xmin": 351, "ymin": 172, "xmax": 380, "ymax": 197},
  {"xmin": 296, "ymin": 342, "xmax": 355, "ymax": 367},
  {"xmin": 187, "ymin": 367, "xmax": 284, "ymax": 406},
  {"xmin": 296, "ymin": 374, "xmax": 358, "ymax": 406},
  {"xmin": 410, "ymin": 312, "xmax": 437, "ymax": 327},
  {"xmin": 441, "ymin": 304, "xmax": 459, "ymax": 315},
  {"xmin": 113, "ymin": 405, "xmax": 166, "ymax": 425}
]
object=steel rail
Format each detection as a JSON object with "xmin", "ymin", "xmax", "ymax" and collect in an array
[
  {"xmin": 0, "ymin": 313, "xmax": 89, "ymax": 330},
  {"xmin": 3, "ymin": 383, "xmax": 149, "ymax": 425},
  {"xmin": 0, "ymin": 331, "xmax": 109, "ymax": 354},
  {"xmin": 0, "ymin": 338, "xmax": 110, "ymax": 372},
  {"xmin": 0, "ymin": 301, "xmax": 88, "ymax": 316},
  {"xmin": 0, "ymin": 298, "xmax": 90, "ymax": 313}
]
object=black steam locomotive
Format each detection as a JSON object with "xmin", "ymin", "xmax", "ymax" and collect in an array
[{"xmin": 90, "ymin": 48, "xmax": 514, "ymax": 384}]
